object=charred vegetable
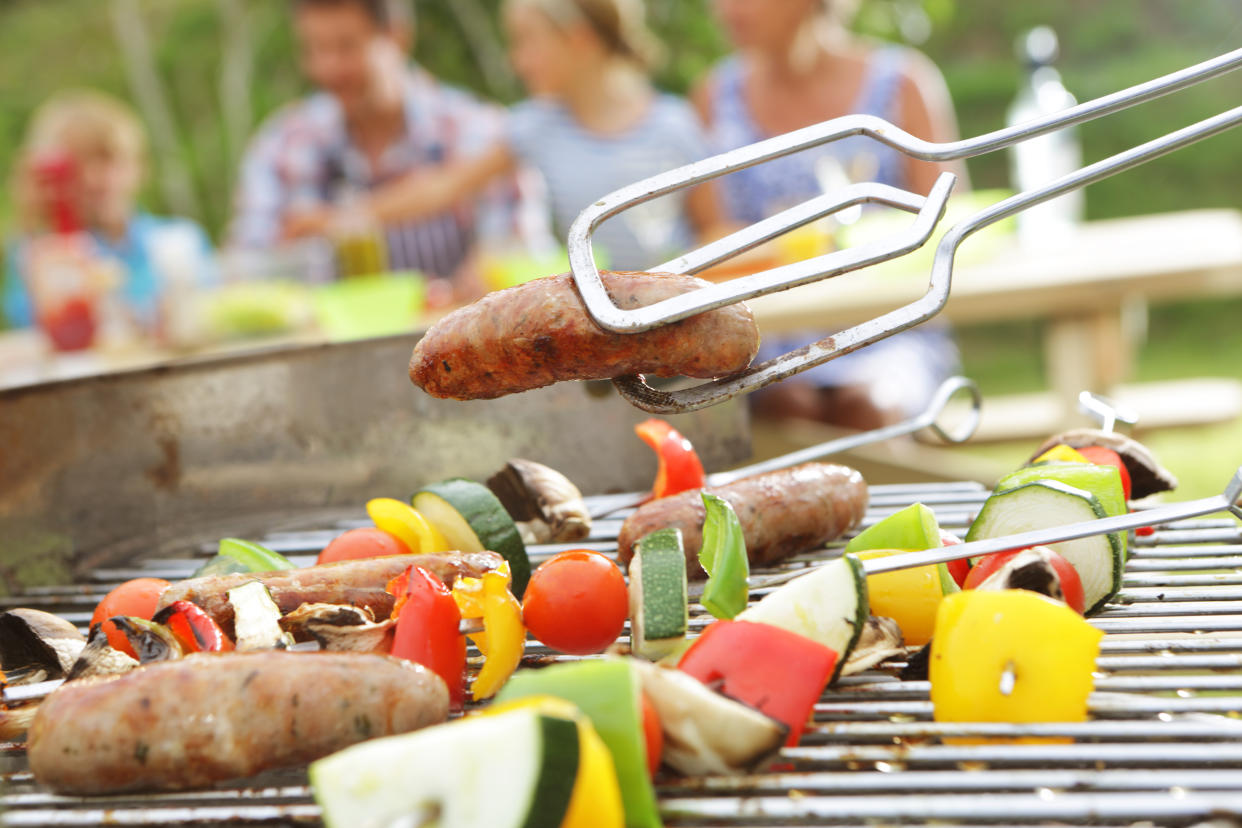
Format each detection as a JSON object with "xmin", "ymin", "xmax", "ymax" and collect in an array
[
  {"xmin": 0, "ymin": 705, "xmax": 38, "ymax": 742},
  {"xmin": 152, "ymin": 601, "xmax": 234, "ymax": 653},
  {"xmin": 108, "ymin": 617, "xmax": 185, "ymax": 663},
  {"xmin": 65, "ymin": 627, "xmax": 140, "ymax": 681},
  {"xmin": 487, "ymin": 458, "xmax": 591, "ymax": 545},
  {"xmin": 280, "ymin": 604, "xmax": 394, "ymax": 653},
  {"xmin": 0, "ymin": 609, "xmax": 85, "ymax": 684},
  {"xmin": 840, "ymin": 616, "xmax": 906, "ymax": 676}
]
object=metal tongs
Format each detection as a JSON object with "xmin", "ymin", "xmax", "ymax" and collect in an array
[{"xmin": 567, "ymin": 47, "xmax": 1242, "ymax": 414}]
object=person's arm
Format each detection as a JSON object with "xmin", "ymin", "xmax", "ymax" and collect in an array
[
  {"xmin": 2, "ymin": 240, "xmax": 33, "ymax": 328},
  {"xmin": 897, "ymin": 49, "xmax": 970, "ymax": 196},
  {"xmin": 683, "ymin": 86, "xmax": 745, "ymax": 245},
  {"xmin": 685, "ymin": 179, "xmax": 739, "ymax": 244},
  {"xmin": 690, "ymin": 77, "xmax": 715, "ymax": 130},
  {"xmin": 366, "ymin": 143, "xmax": 516, "ymax": 225},
  {"xmin": 281, "ymin": 143, "xmax": 517, "ymax": 241}
]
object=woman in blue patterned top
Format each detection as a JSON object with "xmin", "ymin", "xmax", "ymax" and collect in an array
[
  {"xmin": 300, "ymin": 0, "xmax": 726, "ymax": 273},
  {"xmin": 694, "ymin": 0, "xmax": 967, "ymax": 429}
]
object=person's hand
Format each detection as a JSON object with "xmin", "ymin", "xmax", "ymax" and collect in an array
[
  {"xmin": 281, "ymin": 207, "xmax": 338, "ymax": 241},
  {"xmin": 449, "ymin": 255, "xmax": 490, "ymax": 305},
  {"xmin": 12, "ymin": 153, "xmax": 63, "ymax": 234}
]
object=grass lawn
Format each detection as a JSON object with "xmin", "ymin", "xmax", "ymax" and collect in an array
[{"xmin": 954, "ymin": 297, "xmax": 1242, "ymax": 500}]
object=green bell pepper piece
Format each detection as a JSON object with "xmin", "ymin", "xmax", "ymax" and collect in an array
[
  {"xmin": 698, "ymin": 492, "xmax": 749, "ymax": 619},
  {"xmin": 496, "ymin": 658, "xmax": 661, "ymax": 828},
  {"xmin": 192, "ymin": 538, "xmax": 295, "ymax": 578}
]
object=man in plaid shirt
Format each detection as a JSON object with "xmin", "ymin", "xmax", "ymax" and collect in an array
[{"xmin": 230, "ymin": 0, "xmax": 532, "ymax": 292}]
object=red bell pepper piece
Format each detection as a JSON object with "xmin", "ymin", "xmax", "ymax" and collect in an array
[
  {"xmin": 635, "ymin": 419, "xmax": 706, "ymax": 499},
  {"xmin": 152, "ymin": 600, "xmax": 234, "ymax": 653},
  {"xmin": 678, "ymin": 620, "xmax": 838, "ymax": 746},
  {"xmin": 390, "ymin": 565, "xmax": 467, "ymax": 708}
]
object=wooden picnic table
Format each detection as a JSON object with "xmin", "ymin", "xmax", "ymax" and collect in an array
[{"xmin": 749, "ymin": 208, "xmax": 1242, "ymax": 431}]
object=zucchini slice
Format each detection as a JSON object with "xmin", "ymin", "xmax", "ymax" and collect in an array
[
  {"xmin": 738, "ymin": 554, "xmax": 868, "ymax": 681},
  {"xmin": 311, "ymin": 708, "xmax": 579, "ymax": 828},
  {"xmin": 414, "ymin": 478, "xmax": 530, "ymax": 597},
  {"xmin": 996, "ymin": 462, "xmax": 1128, "ymax": 561},
  {"xmin": 966, "ymin": 479, "xmax": 1123, "ymax": 614},
  {"xmin": 629, "ymin": 529, "xmax": 689, "ymax": 660}
]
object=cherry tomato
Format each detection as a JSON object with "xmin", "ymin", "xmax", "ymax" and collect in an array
[
  {"xmin": 1076, "ymin": 445, "xmax": 1132, "ymax": 501},
  {"xmin": 965, "ymin": 547, "xmax": 1085, "ymax": 614},
  {"xmin": 641, "ymin": 691, "xmax": 663, "ymax": 777},
  {"xmin": 521, "ymin": 550, "xmax": 628, "ymax": 655},
  {"xmin": 91, "ymin": 577, "xmax": 171, "ymax": 658},
  {"xmin": 939, "ymin": 530, "xmax": 971, "ymax": 588},
  {"xmin": 317, "ymin": 527, "xmax": 410, "ymax": 565}
]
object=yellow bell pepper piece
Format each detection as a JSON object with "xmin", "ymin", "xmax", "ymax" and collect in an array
[
  {"xmin": 1034, "ymin": 444, "xmax": 1090, "ymax": 465},
  {"xmin": 931, "ymin": 589, "xmax": 1102, "ymax": 737},
  {"xmin": 483, "ymin": 696, "xmax": 625, "ymax": 828},
  {"xmin": 366, "ymin": 498, "xmax": 450, "ymax": 555},
  {"xmin": 855, "ymin": 548, "xmax": 954, "ymax": 645},
  {"xmin": 453, "ymin": 563, "xmax": 525, "ymax": 699}
]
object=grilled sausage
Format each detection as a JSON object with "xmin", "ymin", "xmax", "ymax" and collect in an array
[
  {"xmin": 27, "ymin": 651, "xmax": 448, "ymax": 794},
  {"xmin": 409, "ymin": 271, "xmax": 760, "ymax": 400},
  {"xmin": 617, "ymin": 463, "xmax": 867, "ymax": 578},
  {"xmin": 156, "ymin": 551, "xmax": 503, "ymax": 636}
]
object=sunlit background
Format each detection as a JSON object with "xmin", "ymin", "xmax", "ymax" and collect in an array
[{"xmin": 2, "ymin": 0, "xmax": 1241, "ymax": 493}]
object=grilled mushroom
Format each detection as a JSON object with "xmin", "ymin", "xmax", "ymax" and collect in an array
[
  {"xmin": 631, "ymin": 658, "xmax": 787, "ymax": 776},
  {"xmin": 66, "ymin": 626, "xmax": 140, "ymax": 681},
  {"xmin": 841, "ymin": 616, "xmax": 906, "ymax": 676},
  {"xmin": 970, "ymin": 546, "xmax": 1072, "ymax": 606},
  {"xmin": 0, "ymin": 706, "xmax": 38, "ymax": 741},
  {"xmin": 1029, "ymin": 429, "xmax": 1178, "ymax": 499},
  {"xmin": 280, "ymin": 603, "xmax": 395, "ymax": 653},
  {"xmin": 487, "ymin": 458, "xmax": 591, "ymax": 545},
  {"xmin": 0, "ymin": 609, "xmax": 86, "ymax": 684}
]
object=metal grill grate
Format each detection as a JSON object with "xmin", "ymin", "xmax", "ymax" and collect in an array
[{"xmin": 4, "ymin": 481, "xmax": 1242, "ymax": 827}]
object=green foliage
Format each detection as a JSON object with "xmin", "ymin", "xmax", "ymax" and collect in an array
[{"xmin": 1, "ymin": 0, "xmax": 1240, "ymax": 238}]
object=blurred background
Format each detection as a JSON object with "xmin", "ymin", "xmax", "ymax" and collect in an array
[
  {"xmin": 1, "ymin": 0, "xmax": 1241, "ymax": 494},
  {"xmin": 3, "ymin": 1, "xmax": 1238, "ymax": 240}
]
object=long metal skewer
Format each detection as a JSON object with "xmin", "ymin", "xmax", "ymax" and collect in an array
[
  {"xmin": 0, "ymin": 618, "xmax": 488, "ymax": 706},
  {"xmin": 748, "ymin": 464, "xmax": 1242, "ymax": 592},
  {"xmin": 7, "ymin": 463, "xmax": 1237, "ymax": 709},
  {"xmin": 585, "ymin": 374, "xmax": 980, "ymax": 518},
  {"xmin": 565, "ymin": 47, "xmax": 1242, "ymax": 414}
]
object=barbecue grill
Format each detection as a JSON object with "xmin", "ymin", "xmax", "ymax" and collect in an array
[
  {"xmin": 5, "ymin": 475, "xmax": 1242, "ymax": 827},
  {"xmin": 0, "ymin": 335, "xmax": 750, "ymax": 595}
]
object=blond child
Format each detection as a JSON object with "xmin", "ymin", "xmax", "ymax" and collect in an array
[{"xmin": 3, "ymin": 90, "xmax": 213, "ymax": 336}]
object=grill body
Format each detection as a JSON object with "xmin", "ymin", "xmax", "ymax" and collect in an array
[
  {"xmin": 4, "ymin": 480, "xmax": 1242, "ymax": 826},
  {"xmin": 0, "ymin": 335, "xmax": 749, "ymax": 595}
]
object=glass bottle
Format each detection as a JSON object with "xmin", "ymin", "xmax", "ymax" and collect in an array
[{"xmin": 1007, "ymin": 26, "xmax": 1084, "ymax": 246}]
